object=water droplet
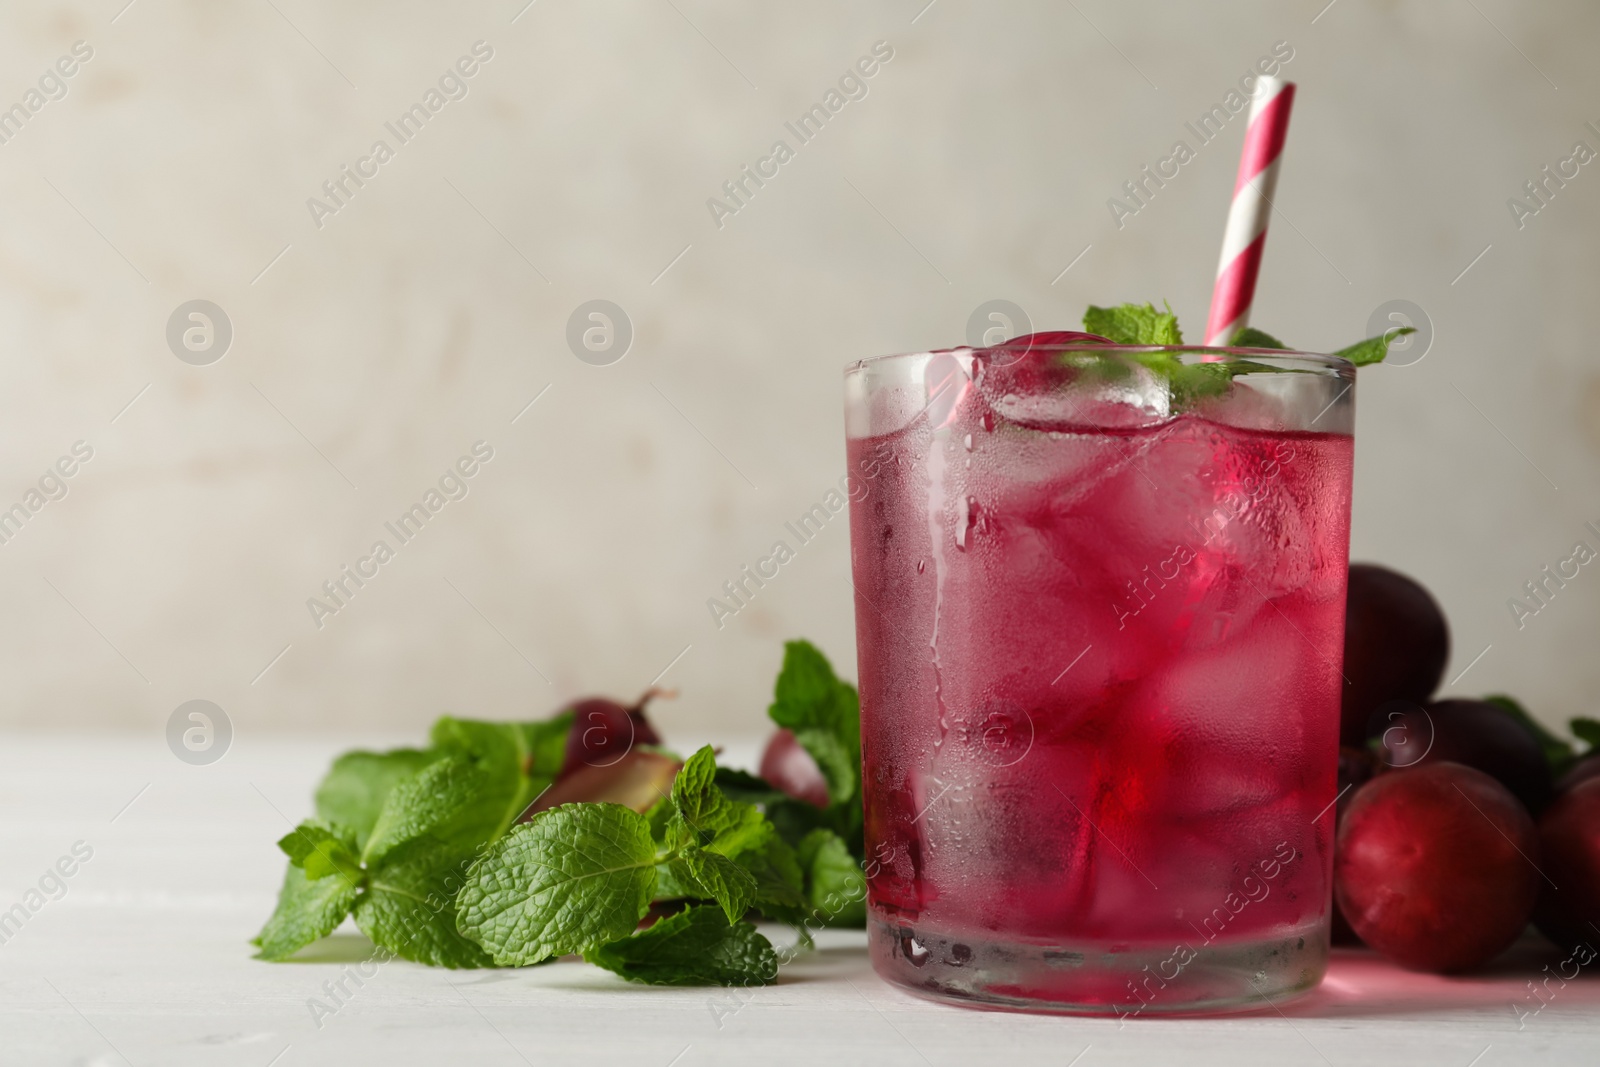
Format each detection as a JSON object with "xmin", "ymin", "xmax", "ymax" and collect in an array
[
  {"xmin": 916, "ymin": 558, "xmax": 926, "ymax": 574},
  {"xmin": 963, "ymin": 433, "xmax": 973, "ymax": 451},
  {"xmin": 981, "ymin": 410, "xmax": 995, "ymax": 432},
  {"xmin": 954, "ymin": 497, "xmax": 980, "ymax": 551},
  {"xmin": 900, "ymin": 934, "xmax": 930, "ymax": 967},
  {"xmin": 948, "ymin": 943, "xmax": 973, "ymax": 967}
]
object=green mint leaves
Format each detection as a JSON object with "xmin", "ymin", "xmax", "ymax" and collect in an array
[
  {"xmin": 354, "ymin": 836, "xmax": 494, "ymax": 969},
  {"xmin": 254, "ymin": 640, "xmax": 870, "ymax": 988},
  {"xmin": 1060, "ymin": 302, "xmax": 1413, "ymax": 416},
  {"xmin": 1330, "ymin": 328, "xmax": 1415, "ymax": 366},
  {"xmin": 455, "ymin": 746, "xmax": 784, "ymax": 984},
  {"xmin": 315, "ymin": 747, "xmax": 440, "ymax": 851},
  {"xmin": 1083, "ymin": 302, "xmax": 1183, "ymax": 345},
  {"xmin": 1228, "ymin": 326, "xmax": 1287, "ymax": 349},
  {"xmin": 585, "ymin": 905, "xmax": 779, "ymax": 986},
  {"xmin": 1223, "ymin": 318, "xmax": 1415, "ymax": 366},
  {"xmin": 277, "ymin": 822, "xmax": 363, "ymax": 883},
  {"xmin": 254, "ymin": 713, "xmax": 573, "ymax": 968},
  {"xmin": 457, "ymin": 803, "xmax": 661, "ymax": 965},
  {"xmin": 253, "ymin": 861, "xmax": 361, "ymax": 961},
  {"xmin": 1079, "ymin": 300, "xmax": 1417, "ymax": 367},
  {"xmin": 797, "ymin": 828, "xmax": 867, "ymax": 926}
]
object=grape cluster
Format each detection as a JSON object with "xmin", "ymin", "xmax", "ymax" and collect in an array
[{"xmin": 1334, "ymin": 564, "xmax": 1600, "ymax": 972}]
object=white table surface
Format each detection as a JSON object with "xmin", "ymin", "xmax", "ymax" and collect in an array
[{"xmin": 2, "ymin": 735, "xmax": 1597, "ymax": 1067}]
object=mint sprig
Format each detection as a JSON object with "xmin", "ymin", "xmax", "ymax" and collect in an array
[
  {"xmin": 1046, "ymin": 302, "xmax": 1417, "ymax": 416},
  {"xmin": 1076, "ymin": 300, "xmax": 1415, "ymax": 374},
  {"xmin": 255, "ymin": 647, "xmax": 870, "ymax": 985}
]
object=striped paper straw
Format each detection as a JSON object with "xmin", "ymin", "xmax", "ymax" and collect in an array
[{"xmin": 1204, "ymin": 77, "xmax": 1297, "ymax": 347}]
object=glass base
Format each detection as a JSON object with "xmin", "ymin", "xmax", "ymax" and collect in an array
[{"xmin": 868, "ymin": 917, "xmax": 1328, "ymax": 1016}]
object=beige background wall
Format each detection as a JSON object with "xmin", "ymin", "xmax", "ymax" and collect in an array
[{"xmin": 0, "ymin": 0, "xmax": 1596, "ymax": 742}]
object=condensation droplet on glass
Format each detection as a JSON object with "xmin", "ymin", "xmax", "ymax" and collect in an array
[
  {"xmin": 954, "ymin": 496, "xmax": 979, "ymax": 551},
  {"xmin": 981, "ymin": 410, "xmax": 995, "ymax": 432},
  {"xmin": 901, "ymin": 934, "xmax": 930, "ymax": 967},
  {"xmin": 916, "ymin": 558, "xmax": 926, "ymax": 574},
  {"xmin": 963, "ymin": 433, "xmax": 973, "ymax": 451}
]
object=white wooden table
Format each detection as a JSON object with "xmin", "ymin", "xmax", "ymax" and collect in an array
[{"xmin": 2, "ymin": 736, "xmax": 1596, "ymax": 1066}]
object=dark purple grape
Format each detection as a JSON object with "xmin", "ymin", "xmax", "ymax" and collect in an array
[
  {"xmin": 1335, "ymin": 763, "xmax": 1539, "ymax": 973},
  {"xmin": 1330, "ymin": 746, "xmax": 1377, "ymax": 946},
  {"xmin": 759, "ymin": 728, "xmax": 830, "ymax": 809},
  {"xmin": 560, "ymin": 692, "xmax": 664, "ymax": 778},
  {"xmin": 1373, "ymin": 698, "xmax": 1552, "ymax": 812},
  {"xmin": 1533, "ymin": 778, "xmax": 1600, "ymax": 953},
  {"xmin": 1341, "ymin": 564, "xmax": 1450, "ymax": 746}
]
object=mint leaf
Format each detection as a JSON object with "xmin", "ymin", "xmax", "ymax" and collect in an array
[
  {"xmin": 253, "ymin": 862, "xmax": 359, "ymax": 961},
  {"xmin": 666, "ymin": 746, "xmax": 772, "ymax": 859},
  {"xmin": 797, "ymin": 829, "xmax": 866, "ymax": 927},
  {"xmin": 315, "ymin": 747, "xmax": 441, "ymax": 850},
  {"xmin": 1484, "ymin": 694, "xmax": 1574, "ymax": 770},
  {"xmin": 670, "ymin": 745, "xmax": 723, "ymax": 829},
  {"xmin": 702, "ymin": 803, "xmax": 772, "ymax": 859},
  {"xmin": 1228, "ymin": 327, "xmax": 1288, "ymax": 349},
  {"xmin": 1571, "ymin": 717, "xmax": 1600, "ymax": 750},
  {"xmin": 428, "ymin": 714, "xmax": 573, "ymax": 845},
  {"xmin": 1332, "ymin": 328, "xmax": 1414, "ymax": 367},
  {"xmin": 1083, "ymin": 303, "xmax": 1183, "ymax": 345},
  {"xmin": 676, "ymin": 846, "xmax": 758, "ymax": 924},
  {"xmin": 768, "ymin": 641, "xmax": 862, "ymax": 808},
  {"xmin": 354, "ymin": 836, "xmax": 494, "ymax": 969},
  {"xmin": 455, "ymin": 803, "xmax": 658, "ymax": 966},
  {"xmin": 738, "ymin": 833, "xmax": 806, "ymax": 916},
  {"xmin": 277, "ymin": 821, "xmax": 362, "ymax": 884},
  {"xmin": 430, "ymin": 714, "xmax": 571, "ymax": 788},
  {"xmin": 362, "ymin": 751, "xmax": 497, "ymax": 865},
  {"xmin": 584, "ymin": 906, "xmax": 778, "ymax": 986}
]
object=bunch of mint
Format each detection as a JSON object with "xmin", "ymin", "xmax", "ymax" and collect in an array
[
  {"xmin": 253, "ymin": 639, "xmax": 867, "ymax": 987},
  {"xmin": 1068, "ymin": 302, "xmax": 1414, "ymax": 410}
]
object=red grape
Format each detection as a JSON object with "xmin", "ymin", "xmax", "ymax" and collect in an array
[
  {"xmin": 1341, "ymin": 564, "xmax": 1450, "ymax": 746},
  {"xmin": 560, "ymin": 692, "xmax": 664, "ymax": 778},
  {"xmin": 759, "ymin": 728, "xmax": 829, "ymax": 809},
  {"xmin": 1335, "ymin": 762, "xmax": 1540, "ymax": 972},
  {"xmin": 1374, "ymin": 698, "xmax": 1553, "ymax": 812},
  {"xmin": 1533, "ymin": 777, "xmax": 1600, "ymax": 952},
  {"xmin": 521, "ymin": 750, "xmax": 680, "ymax": 819},
  {"xmin": 1330, "ymin": 746, "xmax": 1376, "ymax": 946}
]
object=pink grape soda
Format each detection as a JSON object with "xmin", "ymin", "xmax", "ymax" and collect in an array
[{"xmin": 845, "ymin": 343, "xmax": 1355, "ymax": 1013}]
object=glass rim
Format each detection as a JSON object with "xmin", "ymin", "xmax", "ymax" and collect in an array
[{"xmin": 844, "ymin": 345, "xmax": 1355, "ymax": 376}]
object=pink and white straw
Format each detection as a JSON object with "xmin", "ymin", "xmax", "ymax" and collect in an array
[{"xmin": 1204, "ymin": 77, "xmax": 1297, "ymax": 347}]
